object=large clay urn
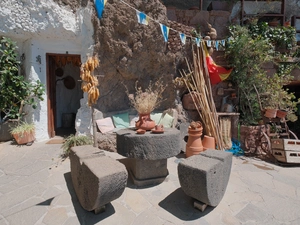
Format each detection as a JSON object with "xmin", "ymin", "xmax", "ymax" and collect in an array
[
  {"xmin": 186, "ymin": 121, "xmax": 204, "ymax": 157},
  {"xmin": 135, "ymin": 113, "xmax": 155, "ymax": 131}
]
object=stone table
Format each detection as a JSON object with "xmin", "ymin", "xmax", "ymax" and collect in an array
[{"xmin": 116, "ymin": 128, "xmax": 181, "ymax": 186}]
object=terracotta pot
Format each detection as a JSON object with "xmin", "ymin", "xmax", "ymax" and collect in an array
[
  {"xmin": 276, "ymin": 110, "xmax": 288, "ymax": 119},
  {"xmin": 202, "ymin": 135, "xmax": 216, "ymax": 150},
  {"xmin": 135, "ymin": 113, "xmax": 155, "ymax": 131},
  {"xmin": 12, "ymin": 131, "xmax": 35, "ymax": 145},
  {"xmin": 264, "ymin": 108, "xmax": 277, "ymax": 118},
  {"xmin": 182, "ymin": 92, "xmax": 200, "ymax": 111},
  {"xmin": 186, "ymin": 127, "xmax": 204, "ymax": 157}
]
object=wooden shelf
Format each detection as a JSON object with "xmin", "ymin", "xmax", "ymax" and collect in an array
[{"xmin": 241, "ymin": 0, "xmax": 286, "ymax": 26}]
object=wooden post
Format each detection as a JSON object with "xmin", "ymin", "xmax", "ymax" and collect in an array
[{"xmin": 92, "ymin": 106, "xmax": 97, "ymax": 147}]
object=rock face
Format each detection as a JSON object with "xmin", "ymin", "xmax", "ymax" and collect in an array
[{"xmin": 92, "ymin": 0, "xmax": 182, "ymax": 113}]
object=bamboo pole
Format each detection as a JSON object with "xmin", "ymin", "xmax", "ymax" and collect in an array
[{"xmin": 180, "ymin": 42, "xmax": 225, "ymax": 150}]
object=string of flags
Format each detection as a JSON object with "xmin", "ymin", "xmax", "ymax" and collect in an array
[{"xmin": 93, "ymin": 0, "xmax": 230, "ymax": 50}]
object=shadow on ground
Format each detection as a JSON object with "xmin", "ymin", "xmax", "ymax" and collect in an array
[
  {"xmin": 158, "ymin": 188, "xmax": 214, "ymax": 221},
  {"xmin": 64, "ymin": 172, "xmax": 116, "ymax": 224}
]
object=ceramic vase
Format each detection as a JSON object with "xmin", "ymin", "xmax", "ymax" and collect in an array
[
  {"xmin": 135, "ymin": 113, "xmax": 155, "ymax": 131},
  {"xmin": 186, "ymin": 127, "xmax": 204, "ymax": 157}
]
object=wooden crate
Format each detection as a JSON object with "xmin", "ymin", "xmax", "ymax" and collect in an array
[{"xmin": 271, "ymin": 139, "xmax": 300, "ymax": 163}]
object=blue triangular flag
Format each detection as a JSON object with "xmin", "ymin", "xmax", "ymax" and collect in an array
[
  {"xmin": 221, "ymin": 39, "xmax": 226, "ymax": 46},
  {"xmin": 206, "ymin": 40, "xmax": 212, "ymax": 47},
  {"xmin": 136, "ymin": 10, "xmax": 149, "ymax": 25},
  {"xmin": 94, "ymin": 0, "xmax": 107, "ymax": 19},
  {"xmin": 195, "ymin": 37, "xmax": 201, "ymax": 47},
  {"xmin": 179, "ymin": 33, "xmax": 186, "ymax": 45},
  {"xmin": 215, "ymin": 40, "xmax": 219, "ymax": 51},
  {"xmin": 180, "ymin": 33, "xmax": 186, "ymax": 45},
  {"xmin": 160, "ymin": 24, "xmax": 169, "ymax": 42}
]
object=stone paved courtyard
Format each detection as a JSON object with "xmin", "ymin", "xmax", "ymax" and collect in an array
[{"xmin": 0, "ymin": 140, "xmax": 300, "ymax": 225}]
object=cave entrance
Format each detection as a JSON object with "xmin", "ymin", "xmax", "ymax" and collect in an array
[{"xmin": 46, "ymin": 53, "xmax": 82, "ymax": 138}]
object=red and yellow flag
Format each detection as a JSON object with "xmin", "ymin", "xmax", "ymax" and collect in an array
[{"xmin": 204, "ymin": 44, "xmax": 232, "ymax": 85}]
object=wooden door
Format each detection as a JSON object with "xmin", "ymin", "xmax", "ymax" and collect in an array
[{"xmin": 46, "ymin": 54, "xmax": 56, "ymax": 138}]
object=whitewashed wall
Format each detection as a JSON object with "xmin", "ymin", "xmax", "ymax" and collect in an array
[{"xmin": 0, "ymin": 0, "xmax": 94, "ymax": 141}]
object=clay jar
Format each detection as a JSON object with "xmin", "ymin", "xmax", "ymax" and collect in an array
[
  {"xmin": 135, "ymin": 113, "xmax": 155, "ymax": 131},
  {"xmin": 202, "ymin": 135, "xmax": 216, "ymax": 150},
  {"xmin": 186, "ymin": 121, "xmax": 204, "ymax": 157},
  {"xmin": 154, "ymin": 124, "xmax": 164, "ymax": 131}
]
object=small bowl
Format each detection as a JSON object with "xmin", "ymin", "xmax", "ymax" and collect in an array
[{"xmin": 136, "ymin": 129, "xmax": 146, "ymax": 134}]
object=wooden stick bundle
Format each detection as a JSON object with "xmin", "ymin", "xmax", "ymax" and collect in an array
[{"xmin": 180, "ymin": 43, "xmax": 224, "ymax": 150}]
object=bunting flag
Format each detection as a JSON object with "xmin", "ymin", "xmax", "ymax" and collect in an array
[
  {"xmin": 215, "ymin": 40, "xmax": 219, "ymax": 51},
  {"xmin": 136, "ymin": 11, "xmax": 149, "ymax": 25},
  {"xmin": 204, "ymin": 44, "xmax": 232, "ymax": 85},
  {"xmin": 221, "ymin": 39, "xmax": 225, "ymax": 47},
  {"xmin": 206, "ymin": 40, "xmax": 212, "ymax": 47},
  {"xmin": 195, "ymin": 37, "xmax": 201, "ymax": 47},
  {"xmin": 179, "ymin": 33, "xmax": 186, "ymax": 45},
  {"xmin": 160, "ymin": 24, "xmax": 169, "ymax": 42},
  {"xmin": 94, "ymin": 0, "xmax": 107, "ymax": 19}
]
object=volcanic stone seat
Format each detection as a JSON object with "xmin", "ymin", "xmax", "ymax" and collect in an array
[
  {"xmin": 70, "ymin": 145, "xmax": 128, "ymax": 213},
  {"xmin": 178, "ymin": 149, "xmax": 232, "ymax": 207}
]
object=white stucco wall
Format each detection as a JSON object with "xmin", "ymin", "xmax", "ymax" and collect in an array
[{"xmin": 0, "ymin": 0, "xmax": 94, "ymax": 141}]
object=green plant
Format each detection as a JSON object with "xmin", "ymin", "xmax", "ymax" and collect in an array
[
  {"xmin": 248, "ymin": 22, "xmax": 296, "ymax": 51},
  {"xmin": 225, "ymin": 25, "xmax": 274, "ymax": 125},
  {"xmin": 0, "ymin": 36, "xmax": 45, "ymax": 123},
  {"xmin": 10, "ymin": 122, "xmax": 35, "ymax": 136},
  {"xmin": 226, "ymin": 25, "xmax": 299, "ymax": 125},
  {"xmin": 61, "ymin": 134, "xmax": 93, "ymax": 157}
]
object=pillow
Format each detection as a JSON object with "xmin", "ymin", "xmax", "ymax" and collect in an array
[
  {"xmin": 112, "ymin": 112, "xmax": 130, "ymax": 128},
  {"xmin": 150, "ymin": 113, "xmax": 163, "ymax": 124},
  {"xmin": 96, "ymin": 117, "xmax": 115, "ymax": 133},
  {"xmin": 159, "ymin": 113, "xmax": 174, "ymax": 128},
  {"xmin": 129, "ymin": 115, "xmax": 139, "ymax": 127}
]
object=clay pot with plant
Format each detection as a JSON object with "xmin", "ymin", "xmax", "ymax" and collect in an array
[
  {"xmin": 126, "ymin": 79, "xmax": 167, "ymax": 131},
  {"xmin": 0, "ymin": 36, "xmax": 45, "ymax": 141},
  {"xmin": 10, "ymin": 122, "xmax": 35, "ymax": 145}
]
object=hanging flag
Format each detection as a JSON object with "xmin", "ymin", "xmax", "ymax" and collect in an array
[
  {"xmin": 160, "ymin": 24, "xmax": 169, "ymax": 42},
  {"xmin": 221, "ymin": 39, "xmax": 226, "ymax": 46},
  {"xmin": 195, "ymin": 37, "xmax": 201, "ymax": 47},
  {"xmin": 203, "ymin": 44, "xmax": 232, "ymax": 85},
  {"xmin": 94, "ymin": 0, "xmax": 107, "ymax": 19},
  {"xmin": 136, "ymin": 10, "xmax": 149, "ymax": 25},
  {"xmin": 215, "ymin": 40, "xmax": 219, "ymax": 51},
  {"xmin": 179, "ymin": 33, "xmax": 186, "ymax": 45},
  {"xmin": 206, "ymin": 40, "xmax": 212, "ymax": 47}
]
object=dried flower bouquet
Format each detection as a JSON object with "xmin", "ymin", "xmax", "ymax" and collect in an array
[{"xmin": 126, "ymin": 79, "xmax": 166, "ymax": 114}]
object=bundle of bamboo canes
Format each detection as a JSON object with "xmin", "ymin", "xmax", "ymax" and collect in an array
[{"xmin": 180, "ymin": 42, "xmax": 224, "ymax": 150}]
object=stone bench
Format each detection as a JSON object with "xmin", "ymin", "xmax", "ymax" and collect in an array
[
  {"xmin": 178, "ymin": 149, "xmax": 232, "ymax": 208},
  {"xmin": 70, "ymin": 145, "xmax": 128, "ymax": 213}
]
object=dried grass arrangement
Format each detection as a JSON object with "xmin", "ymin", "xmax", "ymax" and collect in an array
[{"xmin": 126, "ymin": 79, "xmax": 167, "ymax": 114}]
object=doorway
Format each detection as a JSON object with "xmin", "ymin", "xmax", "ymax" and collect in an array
[{"xmin": 46, "ymin": 54, "xmax": 82, "ymax": 138}]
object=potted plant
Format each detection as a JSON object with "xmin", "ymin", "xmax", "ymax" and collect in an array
[
  {"xmin": 10, "ymin": 122, "xmax": 35, "ymax": 145},
  {"xmin": 125, "ymin": 79, "xmax": 167, "ymax": 130},
  {"xmin": 260, "ymin": 64, "xmax": 299, "ymax": 121},
  {"xmin": 0, "ymin": 36, "xmax": 44, "ymax": 141}
]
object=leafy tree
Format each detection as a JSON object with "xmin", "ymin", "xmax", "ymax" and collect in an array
[{"xmin": 0, "ymin": 37, "xmax": 44, "ymax": 123}]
